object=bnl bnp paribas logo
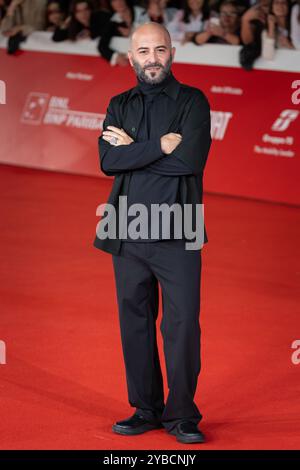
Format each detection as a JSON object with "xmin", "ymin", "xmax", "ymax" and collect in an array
[{"xmin": 0, "ymin": 80, "xmax": 6, "ymax": 105}]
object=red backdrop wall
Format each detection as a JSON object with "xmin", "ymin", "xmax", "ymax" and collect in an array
[{"xmin": 0, "ymin": 48, "xmax": 299, "ymax": 205}]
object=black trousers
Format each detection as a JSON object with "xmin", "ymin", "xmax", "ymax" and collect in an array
[{"xmin": 112, "ymin": 239, "xmax": 202, "ymax": 432}]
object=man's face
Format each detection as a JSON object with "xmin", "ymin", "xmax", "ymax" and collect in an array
[{"xmin": 128, "ymin": 27, "xmax": 175, "ymax": 85}]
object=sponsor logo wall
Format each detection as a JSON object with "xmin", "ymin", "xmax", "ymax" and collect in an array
[{"xmin": 0, "ymin": 48, "xmax": 299, "ymax": 204}]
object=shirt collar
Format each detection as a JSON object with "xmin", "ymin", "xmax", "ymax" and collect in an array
[{"xmin": 128, "ymin": 71, "xmax": 180, "ymax": 101}]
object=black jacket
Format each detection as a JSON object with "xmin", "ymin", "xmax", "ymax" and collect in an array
[{"xmin": 93, "ymin": 73, "xmax": 212, "ymax": 255}]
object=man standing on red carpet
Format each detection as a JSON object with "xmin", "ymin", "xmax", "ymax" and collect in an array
[{"xmin": 94, "ymin": 22, "xmax": 211, "ymax": 444}]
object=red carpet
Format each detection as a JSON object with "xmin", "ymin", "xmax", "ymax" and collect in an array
[{"xmin": 0, "ymin": 163, "xmax": 299, "ymax": 450}]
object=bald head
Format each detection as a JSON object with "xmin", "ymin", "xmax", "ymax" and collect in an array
[{"xmin": 129, "ymin": 22, "xmax": 172, "ymax": 50}]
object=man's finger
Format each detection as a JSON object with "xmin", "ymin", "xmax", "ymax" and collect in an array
[
  {"xmin": 102, "ymin": 135, "xmax": 113, "ymax": 141},
  {"xmin": 169, "ymin": 133, "xmax": 182, "ymax": 139},
  {"xmin": 102, "ymin": 134, "xmax": 119, "ymax": 142},
  {"xmin": 107, "ymin": 126, "xmax": 126, "ymax": 136},
  {"xmin": 102, "ymin": 130, "xmax": 122, "ymax": 139}
]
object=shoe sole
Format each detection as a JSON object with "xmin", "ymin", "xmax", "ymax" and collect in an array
[
  {"xmin": 176, "ymin": 435, "xmax": 205, "ymax": 444},
  {"xmin": 112, "ymin": 423, "xmax": 163, "ymax": 436},
  {"xmin": 167, "ymin": 429, "xmax": 205, "ymax": 444}
]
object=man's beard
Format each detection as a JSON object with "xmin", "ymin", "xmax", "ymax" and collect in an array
[{"xmin": 132, "ymin": 55, "xmax": 173, "ymax": 85}]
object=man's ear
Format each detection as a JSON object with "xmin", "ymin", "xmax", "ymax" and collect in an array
[
  {"xmin": 171, "ymin": 46, "xmax": 176, "ymax": 60},
  {"xmin": 127, "ymin": 51, "xmax": 133, "ymax": 67}
]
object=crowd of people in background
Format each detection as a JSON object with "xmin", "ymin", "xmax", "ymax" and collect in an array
[{"xmin": 0, "ymin": 0, "xmax": 299, "ymax": 68}]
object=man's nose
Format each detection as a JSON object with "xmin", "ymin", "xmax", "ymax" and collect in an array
[{"xmin": 147, "ymin": 50, "xmax": 159, "ymax": 64}]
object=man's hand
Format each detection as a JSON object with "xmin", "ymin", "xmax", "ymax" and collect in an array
[
  {"xmin": 2, "ymin": 25, "xmax": 23, "ymax": 36},
  {"xmin": 242, "ymin": 5, "xmax": 266, "ymax": 24},
  {"xmin": 207, "ymin": 23, "xmax": 225, "ymax": 38},
  {"xmin": 102, "ymin": 126, "xmax": 134, "ymax": 146},
  {"xmin": 180, "ymin": 31, "xmax": 196, "ymax": 45},
  {"xmin": 160, "ymin": 132, "xmax": 182, "ymax": 154}
]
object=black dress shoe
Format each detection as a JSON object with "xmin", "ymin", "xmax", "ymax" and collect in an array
[
  {"xmin": 112, "ymin": 413, "xmax": 163, "ymax": 436},
  {"xmin": 168, "ymin": 421, "xmax": 205, "ymax": 444}
]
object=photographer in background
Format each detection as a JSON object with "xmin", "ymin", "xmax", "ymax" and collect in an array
[
  {"xmin": 239, "ymin": 0, "xmax": 270, "ymax": 69},
  {"xmin": 192, "ymin": 0, "xmax": 241, "ymax": 45},
  {"xmin": 52, "ymin": 0, "xmax": 111, "ymax": 41},
  {"xmin": 165, "ymin": 0, "xmax": 209, "ymax": 44},
  {"xmin": 98, "ymin": 0, "xmax": 145, "ymax": 66},
  {"xmin": 0, "ymin": 0, "xmax": 47, "ymax": 54},
  {"xmin": 45, "ymin": 1, "xmax": 65, "ymax": 31},
  {"xmin": 290, "ymin": 0, "xmax": 300, "ymax": 48},
  {"xmin": 261, "ymin": 0, "xmax": 294, "ymax": 59},
  {"xmin": 0, "ymin": 0, "xmax": 10, "ymax": 28}
]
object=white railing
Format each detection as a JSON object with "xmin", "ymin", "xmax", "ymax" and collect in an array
[{"xmin": 1, "ymin": 31, "xmax": 299, "ymax": 72}]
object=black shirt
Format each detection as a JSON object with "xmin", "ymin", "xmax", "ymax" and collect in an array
[
  {"xmin": 94, "ymin": 71, "xmax": 211, "ymax": 255},
  {"xmin": 125, "ymin": 72, "xmax": 192, "ymax": 242}
]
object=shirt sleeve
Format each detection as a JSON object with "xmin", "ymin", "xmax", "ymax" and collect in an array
[
  {"xmin": 147, "ymin": 92, "xmax": 211, "ymax": 176},
  {"xmin": 99, "ymin": 99, "xmax": 166, "ymax": 176},
  {"xmin": 169, "ymin": 91, "xmax": 212, "ymax": 175},
  {"xmin": 146, "ymin": 140, "xmax": 194, "ymax": 176}
]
